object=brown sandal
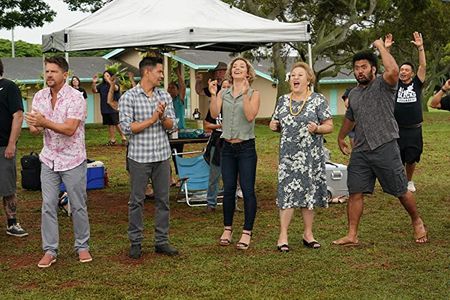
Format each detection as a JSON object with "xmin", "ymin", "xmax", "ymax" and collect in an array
[
  {"xmin": 219, "ymin": 228, "xmax": 233, "ymax": 246},
  {"xmin": 236, "ymin": 231, "xmax": 252, "ymax": 250}
]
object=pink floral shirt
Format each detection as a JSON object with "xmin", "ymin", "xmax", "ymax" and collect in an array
[{"xmin": 32, "ymin": 84, "xmax": 86, "ymax": 171}]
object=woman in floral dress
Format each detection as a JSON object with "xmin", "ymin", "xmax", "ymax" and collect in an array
[{"xmin": 269, "ymin": 62, "xmax": 333, "ymax": 252}]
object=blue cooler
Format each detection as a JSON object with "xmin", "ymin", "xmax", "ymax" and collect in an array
[{"xmin": 60, "ymin": 161, "xmax": 105, "ymax": 192}]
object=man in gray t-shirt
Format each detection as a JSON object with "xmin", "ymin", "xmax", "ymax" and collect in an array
[{"xmin": 333, "ymin": 35, "xmax": 428, "ymax": 246}]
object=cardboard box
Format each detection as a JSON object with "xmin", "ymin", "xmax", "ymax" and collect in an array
[{"xmin": 60, "ymin": 161, "xmax": 105, "ymax": 192}]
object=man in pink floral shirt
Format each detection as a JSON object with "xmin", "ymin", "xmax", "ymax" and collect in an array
[{"xmin": 25, "ymin": 56, "xmax": 92, "ymax": 268}]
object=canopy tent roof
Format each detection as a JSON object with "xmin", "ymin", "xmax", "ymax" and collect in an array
[{"xmin": 42, "ymin": 0, "xmax": 310, "ymax": 53}]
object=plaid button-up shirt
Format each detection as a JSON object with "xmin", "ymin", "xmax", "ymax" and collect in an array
[{"xmin": 119, "ymin": 84, "xmax": 176, "ymax": 163}]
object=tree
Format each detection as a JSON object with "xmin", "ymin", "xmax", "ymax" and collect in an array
[
  {"xmin": 0, "ymin": 38, "xmax": 41, "ymax": 57},
  {"xmin": 0, "ymin": 0, "xmax": 55, "ymax": 30},
  {"xmin": 226, "ymin": 0, "xmax": 450, "ymax": 101},
  {"xmin": 64, "ymin": 0, "xmax": 112, "ymax": 13}
]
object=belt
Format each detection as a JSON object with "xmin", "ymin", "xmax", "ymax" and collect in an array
[
  {"xmin": 223, "ymin": 139, "xmax": 254, "ymax": 146},
  {"xmin": 399, "ymin": 123, "xmax": 422, "ymax": 129}
]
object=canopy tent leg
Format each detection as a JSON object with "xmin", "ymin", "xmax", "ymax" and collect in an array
[
  {"xmin": 65, "ymin": 52, "xmax": 70, "ymax": 84},
  {"xmin": 308, "ymin": 42, "xmax": 314, "ymax": 92}
]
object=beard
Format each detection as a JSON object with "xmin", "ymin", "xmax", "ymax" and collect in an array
[{"xmin": 355, "ymin": 72, "xmax": 374, "ymax": 85}]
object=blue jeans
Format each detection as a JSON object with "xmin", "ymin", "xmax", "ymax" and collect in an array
[
  {"xmin": 206, "ymin": 146, "xmax": 222, "ymax": 208},
  {"xmin": 221, "ymin": 139, "xmax": 257, "ymax": 231}
]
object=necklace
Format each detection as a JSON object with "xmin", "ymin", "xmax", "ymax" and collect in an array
[{"xmin": 289, "ymin": 91, "xmax": 310, "ymax": 116}]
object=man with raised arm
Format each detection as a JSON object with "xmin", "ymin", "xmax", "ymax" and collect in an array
[
  {"xmin": 387, "ymin": 32, "xmax": 427, "ymax": 193},
  {"xmin": 334, "ymin": 35, "xmax": 428, "ymax": 246}
]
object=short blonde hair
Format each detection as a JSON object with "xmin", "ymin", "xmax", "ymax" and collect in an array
[
  {"xmin": 290, "ymin": 62, "xmax": 316, "ymax": 86},
  {"xmin": 225, "ymin": 57, "xmax": 256, "ymax": 85}
]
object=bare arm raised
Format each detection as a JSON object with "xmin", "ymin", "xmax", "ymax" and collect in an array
[
  {"xmin": 411, "ymin": 32, "xmax": 426, "ymax": 83},
  {"xmin": 373, "ymin": 37, "xmax": 399, "ymax": 86}
]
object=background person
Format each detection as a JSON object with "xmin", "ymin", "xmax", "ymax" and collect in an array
[
  {"xmin": 26, "ymin": 56, "xmax": 92, "ymax": 268},
  {"xmin": 167, "ymin": 62, "xmax": 186, "ymax": 185},
  {"xmin": 430, "ymin": 79, "xmax": 450, "ymax": 111},
  {"xmin": 92, "ymin": 70, "xmax": 127, "ymax": 145},
  {"xmin": 209, "ymin": 58, "xmax": 260, "ymax": 250},
  {"xmin": 269, "ymin": 62, "xmax": 333, "ymax": 252},
  {"xmin": 119, "ymin": 57, "xmax": 179, "ymax": 259},
  {"xmin": 334, "ymin": 36, "xmax": 428, "ymax": 247},
  {"xmin": 196, "ymin": 61, "xmax": 227, "ymax": 96},
  {"xmin": 389, "ymin": 32, "xmax": 427, "ymax": 193},
  {"xmin": 0, "ymin": 58, "xmax": 28, "ymax": 238},
  {"xmin": 341, "ymin": 87, "xmax": 355, "ymax": 148},
  {"xmin": 203, "ymin": 79, "xmax": 230, "ymax": 212},
  {"xmin": 70, "ymin": 76, "xmax": 87, "ymax": 100}
]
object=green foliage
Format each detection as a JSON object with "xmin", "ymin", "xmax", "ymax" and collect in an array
[
  {"xmin": 0, "ymin": 0, "xmax": 55, "ymax": 30},
  {"xmin": 13, "ymin": 80, "xmax": 31, "ymax": 99},
  {"xmin": 0, "ymin": 38, "xmax": 41, "ymax": 57},
  {"xmin": 97, "ymin": 62, "xmax": 134, "ymax": 91}
]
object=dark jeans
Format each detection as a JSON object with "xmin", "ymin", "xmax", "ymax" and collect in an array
[{"xmin": 221, "ymin": 139, "xmax": 257, "ymax": 231}]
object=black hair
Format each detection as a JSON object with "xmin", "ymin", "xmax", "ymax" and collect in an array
[
  {"xmin": 352, "ymin": 51, "xmax": 378, "ymax": 73},
  {"xmin": 139, "ymin": 57, "xmax": 163, "ymax": 76},
  {"xmin": 400, "ymin": 62, "xmax": 415, "ymax": 72},
  {"xmin": 70, "ymin": 75, "xmax": 81, "ymax": 86},
  {"xmin": 103, "ymin": 70, "xmax": 114, "ymax": 77},
  {"xmin": 169, "ymin": 81, "xmax": 179, "ymax": 89},
  {"xmin": 0, "ymin": 58, "xmax": 3, "ymax": 76},
  {"xmin": 44, "ymin": 56, "xmax": 69, "ymax": 72}
]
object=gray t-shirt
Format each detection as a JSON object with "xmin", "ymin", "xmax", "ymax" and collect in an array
[{"xmin": 345, "ymin": 76, "xmax": 399, "ymax": 152}]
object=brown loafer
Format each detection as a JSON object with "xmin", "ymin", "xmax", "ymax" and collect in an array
[
  {"xmin": 38, "ymin": 253, "xmax": 56, "ymax": 268},
  {"xmin": 79, "ymin": 250, "xmax": 93, "ymax": 263}
]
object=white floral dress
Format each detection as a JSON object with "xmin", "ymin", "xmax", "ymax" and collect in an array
[{"xmin": 272, "ymin": 92, "xmax": 332, "ymax": 209}]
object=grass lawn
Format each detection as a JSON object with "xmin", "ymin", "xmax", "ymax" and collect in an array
[{"xmin": 0, "ymin": 112, "xmax": 449, "ymax": 299}]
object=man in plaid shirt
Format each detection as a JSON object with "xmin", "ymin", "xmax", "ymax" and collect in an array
[{"xmin": 119, "ymin": 57, "xmax": 179, "ymax": 259}]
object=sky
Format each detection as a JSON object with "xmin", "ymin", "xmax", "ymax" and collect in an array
[{"xmin": 0, "ymin": 0, "xmax": 90, "ymax": 45}]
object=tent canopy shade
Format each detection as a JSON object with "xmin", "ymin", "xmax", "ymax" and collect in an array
[{"xmin": 42, "ymin": 0, "xmax": 311, "ymax": 53}]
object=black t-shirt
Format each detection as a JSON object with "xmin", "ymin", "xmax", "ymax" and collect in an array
[
  {"xmin": 205, "ymin": 110, "xmax": 222, "ymax": 133},
  {"xmin": 439, "ymin": 95, "xmax": 450, "ymax": 111},
  {"xmin": 96, "ymin": 82, "xmax": 120, "ymax": 114},
  {"xmin": 395, "ymin": 76, "xmax": 423, "ymax": 126},
  {"xmin": 76, "ymin": 86, "xmax": 87, "ymax": 99},
  {"xmin": 0, "ymin": 78, "xmax": 24, "ymax": 146}
]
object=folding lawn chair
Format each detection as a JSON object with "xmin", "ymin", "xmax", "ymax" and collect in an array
[{"xmin": 173, "ymin": 150, "xmax": 211, "ymax": 207}]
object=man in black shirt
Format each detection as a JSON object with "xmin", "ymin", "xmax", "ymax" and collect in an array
[
  {"xmin": 389, "ymin": 32, "xmax": 426, "ymax": 193},
  {"xmin": 430, "ymin": 79, "xmax": 450, "ymax": 111},
  {"xmin": 0, "ymin": 59, "xmax": 28, "ymax": 237}
]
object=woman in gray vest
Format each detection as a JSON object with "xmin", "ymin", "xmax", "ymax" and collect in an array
[{"xmin": 208, "ymin": 57, "xmax": 260, "ymax": 250}]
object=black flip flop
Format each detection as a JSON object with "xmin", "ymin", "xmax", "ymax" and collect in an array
[
  {"xmin": 277, "ymin": 244, "xmax": 290, "ymax": 253},
  {"xmin": 303, "ymin": 239, "xmax": 321, "ymax": 249}
]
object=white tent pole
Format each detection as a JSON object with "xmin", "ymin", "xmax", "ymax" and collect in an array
[
  {"xmin": 65, "ymin": 52, "xmax": 70, "ymax": 84},
  {"xmin": 308, "ymin": 42, "xmax": 314, "ymax": 92}
]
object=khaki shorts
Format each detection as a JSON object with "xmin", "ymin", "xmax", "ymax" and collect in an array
[{"xmin": 347, "ymin": 140, "xmax": 408, "ymax": 197}]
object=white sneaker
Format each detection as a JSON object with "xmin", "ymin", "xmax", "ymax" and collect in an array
[{"xmin": 407, "ymin": 181, "xmax": 416, "ymax": 192}]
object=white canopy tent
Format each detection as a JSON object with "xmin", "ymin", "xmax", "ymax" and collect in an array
[{"xmin": 42, "ymin": 0, "xmax": 311, "ymax": 53}]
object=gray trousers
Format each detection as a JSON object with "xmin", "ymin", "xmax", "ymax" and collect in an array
[
  {"xmin": 127, "ymin": 158, "xmax": 171, "ymax": 246},
  {"xmin": 41, "ymin": 162, "xmax": 90, "ymax": 257}
]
